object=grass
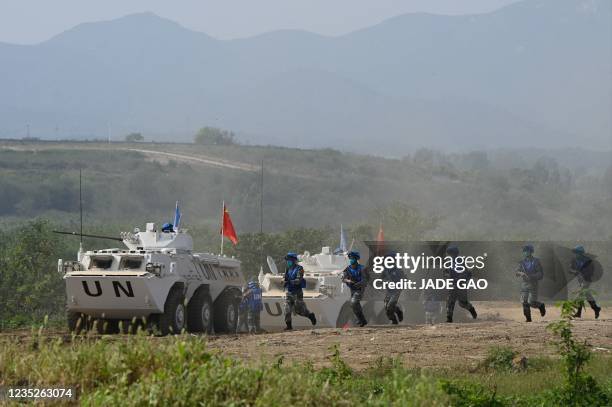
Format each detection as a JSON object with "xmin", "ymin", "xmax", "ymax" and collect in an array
[{"xmin": 0, "ymin": 331, "xmax": 610, "ymax": 406}]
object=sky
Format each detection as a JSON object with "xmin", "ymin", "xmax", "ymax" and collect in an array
[{"xmin": 0, "ymin": 0, "xmax": 521, "ymax": 44}]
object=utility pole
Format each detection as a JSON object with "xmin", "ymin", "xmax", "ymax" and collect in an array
[
  {"xmin": 259, "ymin": 160, "xmax": 264, "ymax": 268},
  {"xmin": 79, "ymin": 168, "xmax": 83, "ymax": 244}
]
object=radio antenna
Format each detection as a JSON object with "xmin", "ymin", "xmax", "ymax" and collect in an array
[
  {"xmin": 79, "ymin": 168, "xmax": 83, "ymax": 244},
  {"xmin": 259, "ymin": 160, "xmax": 264, "ymax": 268}
]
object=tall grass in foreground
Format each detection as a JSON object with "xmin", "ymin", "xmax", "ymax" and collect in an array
[{"xmin": 0, "ymin": 301, "xmax": 610, "ymax": 406}]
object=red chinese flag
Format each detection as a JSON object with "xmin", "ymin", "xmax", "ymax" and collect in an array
[
  {"xmin": 221, "ymin": 204, "xmax": 239, "ymax": 245},
  {"xmin": 376, "ymin": 223, "xmax": 384, "ymax": 242},
  {"xmin": 376, "ymin": 223, "xmax": 385, "ymax": 254}
]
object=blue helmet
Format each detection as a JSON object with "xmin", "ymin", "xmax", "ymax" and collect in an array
[
  {"xmin": 347, "ymin": 251, "xmax": 360, "ymax": 260},
  {"xmin": 161, "ymin": 222, "xmax": 174, "ymax": 232},
  {"xmin": 285, "ymin": 252, "xmax": 298, "ymax": 261},
  {"xmin": 247, "ymin": 280, "xmax": 259, "ymax": 289},
  {"xmin": 573, "ymin": 245, "xmax": 585, "ymax": 255},
  {"xmin": 522, "ymin": 244, "xmax": 534, "ymax": 254},
  {"xmin": 446, "ymin": 245, "xmax": 459, "ymax": 256}
]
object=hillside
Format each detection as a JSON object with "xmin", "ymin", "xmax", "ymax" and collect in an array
[
  {"xmin": 0, "ymin": 140, "xmax": 610, "ymax": 242},
  {"xmin": 0, "ymin": 0, "xmax": 610, "ymax": 154}
]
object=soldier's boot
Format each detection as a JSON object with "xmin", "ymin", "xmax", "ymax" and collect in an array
[
  {"xmin": 356, "ymin": 310, "xmax": 368, "ymax": 327},
  {"xmin": 523, "ymin": 304, "xmax": 532, "ymax": 322},
  {"xmin": 573, "ymin": 304, "xmax": 583, "ymax": 318},
  {"xmin": 469, "ymin": 306, "xmax": 478, "ymax": 319},
  {"xmin": 446, "ymin": 314, "xmax": 453, "ymax": 323},
  {"xmin": 538, "ymin": 303, "xmax": 546, "ymax": 317},
  {"xmin": 308, "ymin": 312, "xmax": 317, "ymax": 326},
  {"xmin": 386, "ymin": 308, "xmax": 397, "ymax": 324},
  {"xmin": 396, "ymin": 308, "xmax": 404, "ymax": 322},
  {"xmin": 284, "ymin": 321, "xmax": 293, "ymax": 331},
  {"xmin": 588, "ymin": 301, "xmax": 601, "ymax": 319}
]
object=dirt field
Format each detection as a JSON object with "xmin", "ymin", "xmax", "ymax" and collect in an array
[
  {"xmin": 206, "ymin": 302, "xmax": 612, "ymax": 370},
  {"xmin": 1, "ymin": 303, "xmax": 609, "ymax": 371}
]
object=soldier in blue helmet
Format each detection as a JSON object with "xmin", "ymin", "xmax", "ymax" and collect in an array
[
  {"xmin": 161, "ymin": 223, "xmax": 174, "ymax": 233},
  {"xmin": 244, "ymin": 279, "xmax": 263, "ymax": 333},
  {"xmin": 382, "ymin": 252, "xmax": 404, "ymax": 325},
  {"xmin": 444, "ymin": 245, "xmax": 477, "ymax": 323},
  {"xmin": 570, "ymin": 245, "xmax": 601, "ymax": 319},
  {"xmin": 515, "ymin": 244, "xmax": 546, "ymax": 322},
  {"xmin": 283, "ymin": 252, "xmax": 316, "ymax": 330},
  {"xmin": 342, "ymin": 251, "xmax": 368, "ymax": 327}
]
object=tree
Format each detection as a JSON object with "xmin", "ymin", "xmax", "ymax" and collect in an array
[
  {"xmin": 194, "ymin": 127, "xmax": 236, "ymax": 146},
  {"xmin": 124, "ymin": 132, "xmax": 144, "ymax": 142},
  {"xmin": 0, "ymin": 220, "xmax": 69, "ymax": 327}
]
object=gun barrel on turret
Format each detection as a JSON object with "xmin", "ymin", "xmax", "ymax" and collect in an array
[{"xmin": 53, "ymin": 230, "xmax": 123, "ymax": 242}]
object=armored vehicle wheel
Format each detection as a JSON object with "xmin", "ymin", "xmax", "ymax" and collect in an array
[
  {"xmin": 187, "ymin": 288, "xmax": 213, "ymax": 334},
  {"xmin": 158, "ymin": 287, "xmax": 186, "ymax": 335},
  {"xmin": 213, "ymin": 293, "xmax": 239, "ymax": 334},
  {"xmin": 67, "ymin": 311, "xmax": 86, "ymax": 334}
]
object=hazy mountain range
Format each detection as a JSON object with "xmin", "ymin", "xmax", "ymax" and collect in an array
[{"xmin": 0, "ymin": 0, "xmax": 610, "ymax": 155}]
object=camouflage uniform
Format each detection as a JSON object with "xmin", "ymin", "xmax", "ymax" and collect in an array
[
  {"xmin": 382, "ymin": 265, "xmax": 404, "ymax": 324},
  {"xmin": 236, "ymin": 291, "xmax": 249, "ymax": 334},
  {"xmin": 237, "ymin": 282, "xmax": 263, "ymax": 334},
  {"xmin": 342, "ymin": 263, "xmax": 368, "ymax": 326},
  {"xmin": 516, "ymin": 255, "xmax": 546, "ymax": 322},
  {"xmin": 284, "ymin": 263, "xmax": 316, "ymax": 329},
  {"xmin": 570, "ymin": 250, "xmax": 601, "ymax": 319},
  {"xmin": 444, "ymin": 264, "xmax": 477, "ymax": 323},
  {"xmin": 247, "ymin": 308, "xmax": 261, "ymax": 334},
  {"xmin": 246, "ymin": 283, "xmax": 263, "ymax": 333}
]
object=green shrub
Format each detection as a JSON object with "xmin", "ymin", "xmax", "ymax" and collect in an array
[
  {"xmin": 545, "ymin": 300, "xmax": 610, "ymax": 406},
  {"xmin": 482, "ymin": 346, "xmax": 517, "ymax": 372},
  {"xmin": 440, "ymin": 380, "xmax": 507, "ymax": 407}
]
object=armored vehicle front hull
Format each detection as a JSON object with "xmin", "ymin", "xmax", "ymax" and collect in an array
[{"xmin": 65, "ymin": 272, "xmax": 176, "ymax": 319}]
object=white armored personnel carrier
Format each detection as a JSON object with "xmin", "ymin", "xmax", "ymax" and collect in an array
[
  {"xmin": 258, "ymin": 247, "xmax": 355, "ymax": 330},
  {"xmin": 58, "ymin": 223, "xmax": 245, "ymax": 335}
]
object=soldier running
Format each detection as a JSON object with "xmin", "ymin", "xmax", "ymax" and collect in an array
[
  {"xmin": 342, "ymin": 251, "xmax": 368, "ymax": 327},
  {"xmin": 516, "ymin": 244, "xmax": 546, "ymax": 322},
  {"xmin": 382, "ymin": 252, "xmax": 404, "ymax": 324},
  {"xmin": 283, "ymin": 252, "xmax": 316, "ymax": 330},
  {"xmin": 444, "ymin": 245, "xmax": 477, "ymax": 323},
  {"xmin": 570, "ymin": 245, "xmax": 601, "ymax": 319}
]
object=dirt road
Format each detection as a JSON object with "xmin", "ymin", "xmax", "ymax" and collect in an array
[
  {"xmin": 1, "ymin": 304, "xmax": 609, "ymax": 371},
  {"xmin": 205, "ymin": 302, "xmax": 611, "ymax": 370}
]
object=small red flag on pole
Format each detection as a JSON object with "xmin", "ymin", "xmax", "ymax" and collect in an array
[
  {"xmin": 220, "ymin": 202, "xmax": 239, "ymax": 252},
  {"xmin": 376, "ymin": 222, "xmax": 384, "ymax": 242},
  {"xmin": 376, "ymin": 222, "xmax": 385, "ymax": 254}
]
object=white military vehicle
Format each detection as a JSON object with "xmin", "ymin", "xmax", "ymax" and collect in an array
[
  {"xmin": 57, "ymin": 223, "xmax": 245, "ymax": 335},
  {"xmin": 257, "ymin": 247, "xmax": 357, "ymax": 330}
]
